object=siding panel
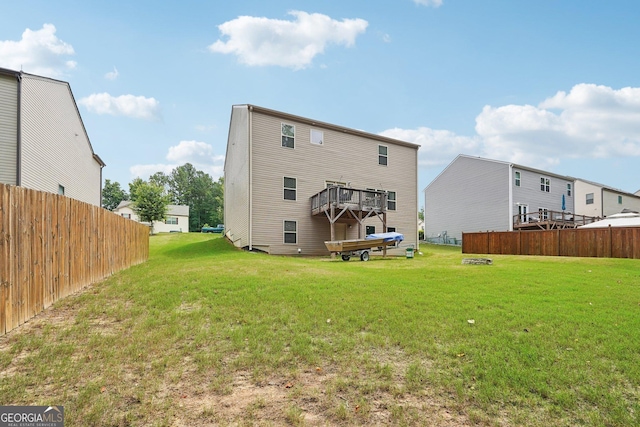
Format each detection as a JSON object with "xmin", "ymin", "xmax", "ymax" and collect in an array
[
  {"xmin": 425, "ymin": 156, "xmax": 509, "ymax": 242},
  {"xmin": 224, "ymin": 106, "xmax": 251, "ymax": 248},
  {"xmin": 20, "ymin": 75, "xmax": 101, "ymax": 205},
  {"xmin": 0, "ymin": 74, "xmax": 18, "ymax": 185}
]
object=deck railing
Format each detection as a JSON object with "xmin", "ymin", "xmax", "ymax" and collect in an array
[
  {"xmin": 311, "ymin": 186, "xmax": 386, "ymax": 215},
  {"xmin": 513, "ymin": 210, "xmax": 600, "ymax": 228}
]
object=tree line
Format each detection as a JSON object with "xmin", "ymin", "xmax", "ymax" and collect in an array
[{"xmin": 102, "ymin": 163, "xmax": 223, "ymax": 233}]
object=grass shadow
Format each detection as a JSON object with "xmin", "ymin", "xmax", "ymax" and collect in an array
[{"xmin": 159, "ymin": 236, "xmax": 238, "ymax": 260}]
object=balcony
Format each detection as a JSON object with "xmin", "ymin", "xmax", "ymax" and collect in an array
[
  {"xmin": 513, "ymin": 210, "xmax": 600, "ymax": 230},
  {"xmin": 311, "ymin": 186, "xmax": 386, "ymax": 219}
]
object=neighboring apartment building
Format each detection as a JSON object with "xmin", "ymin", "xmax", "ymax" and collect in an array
[
  {"xmin": 424, "ymin": 155, "xmax": 577, "ymax": 243},
  {"xmin": 114, "ymin": 201, "xmax": 189, "ymax": 233},
  {"xmin": 574, "ymin": 179, "xmax": 640, "ymax": 218},
  {"xmin": 0, "ymin": 68, "xmax": 105, "ymax": 206},
  {"xmin": 224, "ymin": 104, "xmax": 419, "ymax": 256}
]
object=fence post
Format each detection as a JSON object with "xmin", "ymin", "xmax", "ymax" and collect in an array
[{"xmin": 608, "ymin": 225, "xmax": 612, "ymax": 258}]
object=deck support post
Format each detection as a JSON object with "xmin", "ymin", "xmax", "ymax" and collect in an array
[{"xmin": 330, "ymin": 204, "xmax": 336, "ymax": 259}]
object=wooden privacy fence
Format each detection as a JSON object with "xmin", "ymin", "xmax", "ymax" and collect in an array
[
  {"xmin": 0, "ymin": 184, "xmax": 149, "ymax": 335},
  {"xmin": 463, "ymin": 227, "xmax": 640, "ymax": 259}
]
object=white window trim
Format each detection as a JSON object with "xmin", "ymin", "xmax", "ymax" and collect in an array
[
  {"xmin": 515, "ymin": 171, "xmax": 521, "ymax": 187},
  {"xmin": 283, "ymin": 220, "xmax": 297, "ymax": 244},
  {"xmin": 325, "ymin": 180, "xmax": 346, "ymax": 188},
  {"xmin": 387, "ymin": 191, "xmax": 397, "ymax": 211},
  {"xmin": 538, "ymin": 207, "xmax": 549, "ymax": 220},
  {"xmin": 378, "ymin": 145, "xmax": 388, "ymax": 166},
  {"xmin": 281, "ymin": 122, "xmax": 295, "ymax": 149},
  {"xmin": 310, "ymin": 129, "xmax": 324, "ymax": 145},
  {"xmin": 284, "ymin": 176, "xmax": 297, "ymax": 201},
  {"xmin": 540, "ymin": 177, "xmax": 550, "ymax": 192},
  {"xmin": 586, "ymin": 193, "xmax": 594, "ymax": 205}
]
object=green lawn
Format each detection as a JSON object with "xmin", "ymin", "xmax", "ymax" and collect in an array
[{"xmin": 1, "ymin": 233, "xmax": 639, "ymax": 426}]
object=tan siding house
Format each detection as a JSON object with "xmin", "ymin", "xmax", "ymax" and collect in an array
[
  {"xmin": 224, "ymin": 105, "xmax": 419, "ymax": 256},
  {"xmin": 0, "ymin": 68, "xmax": 104, "ymax": 206}
]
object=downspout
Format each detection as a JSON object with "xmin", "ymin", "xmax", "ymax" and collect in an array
[
  {"xmin": 248, "ymin": 106, "xmax": 253, "ymax": 251},
  {"xmin": 16, "ymin": 72, "xmax": 22, "ymax": 186},
  {"xmin": 93, "ymin": 154, "xmax": 106, "ymax": 207},
  {"xmin": 415, "ymin": 147, "xmax": 419, "ymax": 246},
  {"xmin": 508, "ymin": 164, "xmax": 514, "ymax": 231}
]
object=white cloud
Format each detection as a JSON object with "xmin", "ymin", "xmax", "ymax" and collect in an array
[
  {"xmin": 209, "ymin": 11, "xmax": 368, "ymax": 70},
  {"xmin": 380, "ymin": 127, "xmax": 480, "ymax": 167},
  {"xmin": 0, "ymin": 24, "xmax": 76, "ymax": 77},
  {"xmin": 167, "ymin": 140, "xmax": 225, "ymax": 164},
  {"xmin": 105, "ymin": 67, "xmax": 119, "ymax": 80},
  {"xmin": 78, "ymin": 93, "xmax": 161, "ymax": 120},
  {"xmin": 130, "ymin": 141, "xmax": 225, "ymax": 181},
  {"xmin": 413, "ymin": 0, "xmax": 443, "ymax": 7},
  {"xmin": 475, "ymin": 84, "xmax": 640, "ymax": 168},
  {"xmin": 382, "ymin": 83, "xmax": 640, "ymax": 173}
]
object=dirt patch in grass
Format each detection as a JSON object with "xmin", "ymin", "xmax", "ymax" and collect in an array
[
  {"xmin": 168, "ymin": 368, "xmax": 471, "ymax": 426},
  {"xmin": 1, "ymin": 302, "xmax": 471, "ymax": 426}
]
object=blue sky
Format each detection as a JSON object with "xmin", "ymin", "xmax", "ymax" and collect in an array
[{"xmin": 2, "ymin": 0, "xmax": 640, "ymax": 206}]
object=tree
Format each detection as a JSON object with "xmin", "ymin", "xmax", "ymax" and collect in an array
[
  {"xmin": 102, "ymin": 179, "xmax": 129, "ymax": 211},
  {"xmin": 128, "ymin": 177, "xmax": 146, "ymax": 202},
  {"xmin": 166, "ymin": 163, "xmax": 224, "ymax": 232},
  {"xmin": 149, "ymin": 172, "xmax": 171, "ymax": 196},
  {"xmin": 131, "ymin": 181, "xmax": 169, "ymax": 234}
]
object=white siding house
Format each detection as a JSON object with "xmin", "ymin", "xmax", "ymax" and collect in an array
[
  {"xmin": 574, "ymin": 179, "xmax": 640, "ymax": 218},
  {"xmin": 114, "ymin": 201, "xmax": 189, "ymax": 233},
  {"xmin": 424, "ymin": 155, "xmax": 576, "ymax": 243},
  {"xmin": 224, "ymin": 105, "xmax": 419, "ymax": 256},
  {"xmin": 0, "ymin": 68, "xmax": 104, "ymax": 206}
]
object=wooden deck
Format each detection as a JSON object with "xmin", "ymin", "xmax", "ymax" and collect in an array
[
  {"xmin": 311, "ymin": 186, "xmax": 389, "ymax": 253},
  {"xmin": 311, "ymin": 186, "xmax": 386, "ymax": 220},
  {"xmin": 513, "ymin": 210, "xmax": 600, "ymax": 230}
]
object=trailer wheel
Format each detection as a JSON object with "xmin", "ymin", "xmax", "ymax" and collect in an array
[
  {"xmin": 360, "ymin": 251, "xmax": 370, "ymax": 262},
  {"xmin": 341, "ymin": 254, "xmax": 351, "ymax": 261}
]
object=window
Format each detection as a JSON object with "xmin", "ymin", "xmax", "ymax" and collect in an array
[
  {"xmin": 540, "ymin": 177, "xmax": 550, "ymax": 192},
  {"xmin": 515, "ymin": 171, "xmax": 521, "ymax": 187},
  {"xmin": 618, "ymin": 195, "xmax": 623, "ymax": 204},
  {"xmin": 282, "ymin": 123, "xmax": 295, "ymax": 148},
  {"xmin": 387, "ymin": 227, "xmax": 398, "ymax": 246},
  {"xmin": 586, "ymin": 193, "xmax": 594, "ymax": 205},
  {"xmin": 366, "ymin": 225, "xmax": 376, "ymax": 235},
  {"xmin": 567, "ymin": 183, "xmax": 572, "ymax": 196},
  {"xmin": 284, "ymin": 220, "xmax": 297, "ymax": 244},
  {"xmin": 121, "ymin": 213, "xmax": 131, "ymax": 219},
  {"xmin": 310, "ymin": 129, "xmax": 324, "ymax": 145},
  {"xmin": 387, "ymin": 191, "xmax": 396, "ymax": 211},
  {"xmin": 378, "ymin": 145, "xmax": 388, "ymax": 166},
  {"xmin": 58, "ymin": 184, "xmax": 65, "ymax": 195},
  {"xmin": 325, "ymin": 180, "xmax": 346, "ymax": 188},
  {"xmin": 165, "ymin": 217, "xmax": 178, "ymax": 225},
  {"xmin": 284, "ymin": 177, "xmax": 297, "ymax": 200},
  {"xmin": 539, "ymin": 208, "xmax": 549, "ymax": 220}
]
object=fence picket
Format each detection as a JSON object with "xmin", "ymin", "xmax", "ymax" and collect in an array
[
  {"xmin": 463, "ymin": 227, "xmax": 640, "ymax": 259},
  {"xmin": 0, "ymin": 184, "xmax": 149, "ymax": 335}
]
